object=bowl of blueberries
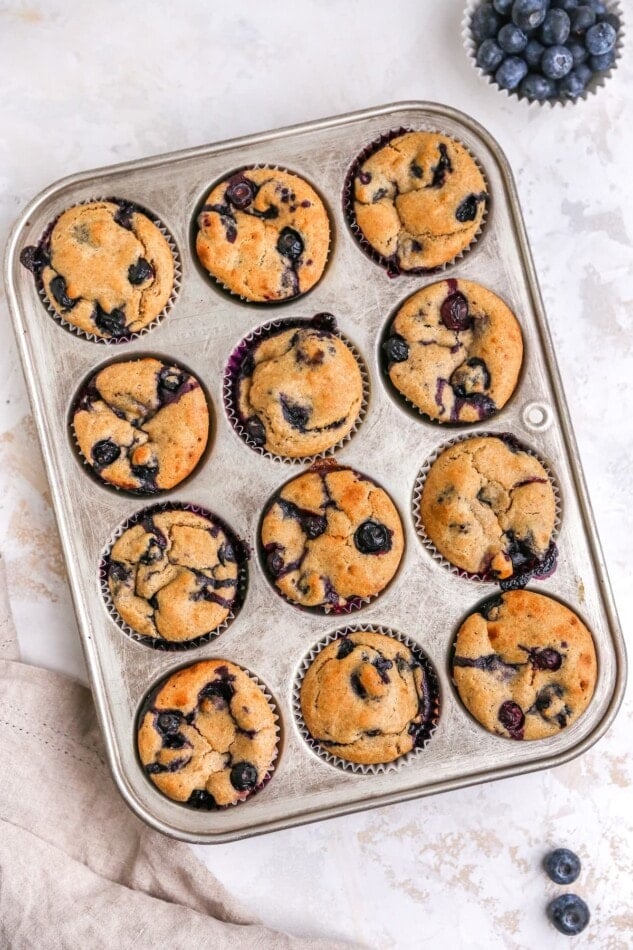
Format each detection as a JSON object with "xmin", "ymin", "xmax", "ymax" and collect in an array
[{"xmin": 463, "ymin": 0, "xmax": 623, "ymax": 104}]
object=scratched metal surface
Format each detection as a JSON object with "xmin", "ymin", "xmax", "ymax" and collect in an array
[{"xmin": 4, "ymin": 102, "xmax": 626, "ymax": 843}]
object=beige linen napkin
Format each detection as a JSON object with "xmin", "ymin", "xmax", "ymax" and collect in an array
[{"xmin": 0, "ymin": 557, "xmax": 350, "ymax": 949}]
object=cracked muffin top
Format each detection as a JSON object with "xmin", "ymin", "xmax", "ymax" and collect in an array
[
  {"xmin": 106, "ymin": 508, "xmax": 242, "ymax": 644},
  {"xmin": 351, "ymin": 131, "xmax": 487, "ymax": 271},
  {"xmin": 195, "ymin": 168, "xmax": 330, "ymax": 302},
  {"xmin": 73, "ymin": 357, "xmax": 209, "ymax": 493},
  {"xmin": 452, "ymin": 590, "xmax": 597, "ymax": 741},
  {"xmin": 383, "ymin": 279, "xmax": 523, "ymax": 423},
  {"xmin": 300, "ymin": 630, "xmax": 438, "ymax": 765},
  {"xmin": 137, "ymin": 659, "xmax": 278, "ymax": 808},
  {"xmin": 32, "ymin": 200, "xmax": 174, "ymax": 339},
  {"xmin": 419, "ymin": 435, "xmax": 557, "ymax": 586},
  {"xmin": 261, "ymin": 466, "xmax": 404, "ymax": 611},
  {"xmin": 232, "ymin": 317, "xmax": 364, "ymax": 458}
]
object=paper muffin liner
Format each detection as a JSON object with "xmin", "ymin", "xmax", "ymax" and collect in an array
[
  {"xmin": 462, "ymin": 0, "xmax": 624, "ymax": 109},
  {"xmin": 70, "ymin": 354, "xmax": 212, "ymax": 496},
  {"xmin": 292, "ymin": 624, "xmax": 441, "ymax": 775},
  {"xmin": 343, "ymin": 128, "xmax": 489, "ymax": 277},
  {"xmin": 223, "ymin": 313, "xmax": 369, "ymax": 464},
  {"xmin": 380, "ymin": 278, "xmax": 523, "ymax": 427},
  {"xmin": 258, "ymin": 460, "xmax": 404, "ymax": 616},
  {"xmin": 100, "ymin": 501, "xmax": 249, "ymax": 652},
  {"xmin": 412, "ymin": 431, "xmax": 563, "ymax": 586},
  {"xmin": 136, "ymin": 658, "xmax": 280, "ymax": 809},
  {"xmin": 193, "ymin": 164, "xmax": 332, "ymax": 305},
  {"xmin": 23, "ymin": 196, "xmax": 181, "ymax": 344}
]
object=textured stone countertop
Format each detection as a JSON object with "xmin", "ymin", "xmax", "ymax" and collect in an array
[{"xmin": 0, "ymin": 2, "xmax": 631, "ymax": 947}]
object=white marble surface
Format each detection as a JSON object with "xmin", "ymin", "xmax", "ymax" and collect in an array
[{"xmin": 1, "ymin": 1, "xmax": 631, "ymax": 946}]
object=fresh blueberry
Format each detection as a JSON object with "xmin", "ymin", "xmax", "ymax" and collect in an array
[
  {"xmin": 585, "ymin": 20, "xmax": 616, "ymax": 53},
  {"xmin": 276, "ymin": 227, "xmax": 304, "ymax": 261},
  {"xmin": 493, "ymin": 0, "xmax": 514, "ymax": 12},
  {"xmin": 495, "ymin": 55, "xmax": 529, "ymax": 89},
  {"xmin": 230, "ymin": 761, "xmax": 258, "ymax": 791},
  {"xmin": 441, "ymin": 292, "xmax": 472, "ymax": 331},
  {"xmin": 512, "ymin": 0, "xmax": 549, "ymax": 32},
  {"xmin": 92, "ymin": 439, "xmax": 120, "ymax": 467},
  {"xmin": 498, "ymin": 23, "xmax": 528, "ymax": 53},
  {"xmin": 498, "ymin": 700, "xmax": 525, "ymax": 738},
  {"xmin": 544, "ymin": 848, "xmax": 581, "ymax": 885},
  {"xmin": 540, "ymin": 8, "xmax": 571, "ymax": 44},
  {"xmin": 569, "ymin": 4, "xmax": 596, "ymax": 33},
  {"xmin": 187, "ymin": 789, "xmax": 217, "ymax": 809},
  {"xmin": 552, "ymin": 0, "xmax": 579, "ymax": 9},
  {"xmin": 547, "ymin": 894, "xmax": 590, "ymax": 936},
  {"xmin": 471, "ymin": 3, "xmax": 501, "ymax": 42},
  {"xmin": 600, "ymin": 13, "xmax": 620, "ymax": 31},
  {"xmin": 354, "ymin": 520, "xmax": 392, "ymax": 554},
  {"xmin": 49, "ymin": 275, "xmax": 76, "ymax": 310},
  {"xmin": 589, "ymin": 47, "xmax": 615, "ymax": 69},
  {"xmin": 542, "ymin": 44, "xmax": 574, "ymax": 78},
  {"xmin": 476, "ymin": 38, "xmax": 506, "ymax": 72},
  {"xmin": 524, "ymin": 38, "xmax": 546, "ymax": 66},
  {"xmin": 455, "ymin": 194, "xmax": 483, "ymax": 222},
  {"xmin": 558, "ymin": 65, "xmax": 591, "ymax": 95},
  {"xmin": 383, "ymin": 333, "xmax": 409, "ymax": 364},
  {"xmin": 567, "ymin": 39, "xmax": 588, "ymax": 64},
  {"xmin": 244, "ymin": 415, "xmax": 266, "ymax": 446},
  {"xmin": 226, "ymin": 175, "xmax": 256, "ymax": 210},
  {"xmin": 588, "ymin": 0, "xmax": 606, "ymax": 11},
  {"xmin": 520, "ymin": 72, "xmax": 557, "ymax": 98},
  {"xmin": 128, "ymin": 258, "xmax": 154, "ymax": 285}
]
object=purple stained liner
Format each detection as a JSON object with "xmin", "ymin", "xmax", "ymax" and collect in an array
[
  {"xmin": 343, "ymin": 127, "xmax": 489, "ymax": 277},
  {"xmin": 100, "ymin": 501, "xmax": 249, "ymax": 652},
  {"xmin": 292, "ymin": 624, "xmax": 441, "ymax": 775},
  {"xmin": 19, "ymin": 196, "xmax": 181, "ymax": 344},
  {"xmin": 136, "ymin": 659, "xmax": 280, "ymax": 809},
  {"xmin": 223, "ymin": 313, "xmax": 369, "ymax": 464},
  {"xmin": 412, "ymin": 431, "xmax": 562, "ymax": 589}
]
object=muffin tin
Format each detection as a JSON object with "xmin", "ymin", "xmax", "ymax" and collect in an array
[{"xmin": 5, "ymin": 101, "xmax": 626, "ymax": 842}]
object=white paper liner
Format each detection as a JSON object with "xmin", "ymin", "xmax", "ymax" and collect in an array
[
  {"xmin": 462, "ymin": 0, "xmax": 624, "ymax": 109},
  {"xmin": 70, "ymin": 355, "xmax": 211, "ymax": 495},
  {"xmin": 223, "ymin": 315, "xmax": 369, "ymax": 465},
  {"xmin": 137, "ymin": 658, "xmax": 280, "ymax": 809},
  {"xmin": 292, "ymin": 624, "xmax": 441, "ymax": 775},
  {"xmin": 412, "ymin": 431, "xmax": 563, "ymax": 584},
  {"xmin": 259, "ymin": 461, "xmax": 404, "ymax": 615},
  {"xmin": 343, "ymin": 127, "xmax": 489, "ymax": 276},
  {"xmin": 36, "ymin": 196, "xmax": 181, "ymax": 343},
  {"xmin": 99, "ymin": 502, "xmax": 248, "ymax": 652},
  {"xmin": 194, "ymin": 163, "xmax": 332, "ymax": 304}
]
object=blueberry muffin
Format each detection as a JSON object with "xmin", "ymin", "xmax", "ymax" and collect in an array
[
  {"xmin": 453, "ymin": 590, "xmax": 597, "ymax": 740},
  {"xmin": 196, "ymin": 168, "xmax": 330, "ymax": 302},
  {"xmin": 300, "ymin": 630, "xmax": 438, "ymax": 765},
  {"xmin": 261, "ymin": 466, "xmax": 404, "ymax": 610},
  {"xmin": 351, "ymin": 131, "xmax": 488, "ymax": 271},
  {"xmin": 383, "ymin": 279, "xmax": 523, "ymax": 423},
  {"xmin": 138, "ymin": 659, "xmax": 278, "ymax": 807},
  {"xmin": 232, "ymin": 316, "xmax": 364, "ymax": 457},
  {"xmin": 419, "ymin": 435, "xmax": 557, "ymax": 586},
  {"xmin": 73, "ymin": 357, "xmax": 209, "ymax": 493},
  {"xmin": 106, "ymin": 508, "xmax": 243, "ymax": 644},
  {"xmin": 21, "ymin": 200, "xmax": 175, "ymax": 339}
]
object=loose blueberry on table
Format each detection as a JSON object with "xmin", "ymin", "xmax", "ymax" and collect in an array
[
  {"xmin": 544, "ymin": 847, "xmax": 581, "ymax": 884},
  {"xmin": 471, "ymin": 0, "xmax": 620, "ymax": 101},
  {"xmin": 547, "ymin": 893, "xmax": 590, "ymax": 935}
]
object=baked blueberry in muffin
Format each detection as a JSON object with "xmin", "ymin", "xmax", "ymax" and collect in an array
[
  {"xmin": 419, "ymin": 435, "xmax": 557, "ymax": 586},
  {"xmin": 137, "ymin": 659, "xmax": 278, "ymax": 806},
  {"xmin": 260, "ymin": 465, "xmax": 404, "ymax": 611},
  {"xmin": 300, "ymin": 630, "xmax": 439, "ymax": 765},
  {"xmin": 383, "ymin": 279, "xmax": 523, "ymax": 423},
  {"xmin": 106, "ymin": 507, "xmax": 245, "ymax": 645},
  {"xmin": 452, "ymin": 590, "xmax": 597, "ymax": 740},
  {"xmin": 72, "ymin": 357, "xmax": 209, "ymax": 493},
  {"xmin": 20, "ymin": 200, "xmax": 175, "ymax": 339},
  {"xmin": 349, "ymin": 131, "xmax": 488, "ymax": 272},
  {"xmin": 229, "ymin": 314, "xmax": 364, "ymax": 458},
  {"xmin": 195, "ymin": 168, "xmax": 330, "ymax": 302}
]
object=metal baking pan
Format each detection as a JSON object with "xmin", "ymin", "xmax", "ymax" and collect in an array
[{"xmin": 5, "ymin": 101, "xmax": 626, "ymax": 843}]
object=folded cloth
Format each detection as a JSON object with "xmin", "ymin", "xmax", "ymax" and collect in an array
[{"xmin": 0, "ymin": 557, "xmax": 351, "ymax": 949}]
